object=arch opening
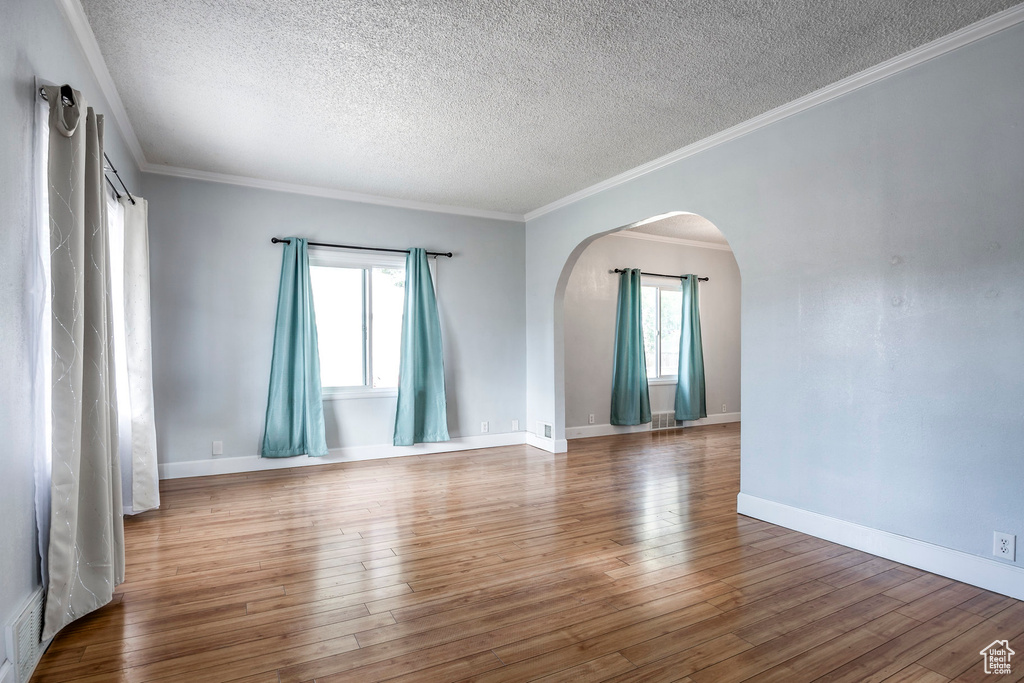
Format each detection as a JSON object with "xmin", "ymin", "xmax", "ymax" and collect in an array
[{"xmin": 554, "ymin": 211, "xmax": 741, "ymax": 441}]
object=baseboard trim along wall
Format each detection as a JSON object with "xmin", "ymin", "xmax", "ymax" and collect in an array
[
  {"xmin": 0, "ymin": 660, "xmax": 13, "ymax": 683},
  {"xmin": 566, "ymin": 412, "xmax": 741, "ymax": 440},
  {"xmin": 737, "ymin": 493, "xmax": 1024, "ymax": 601},
  {"xmin": 158, "ymin": 432, "xmax": 529, "ymax": 480},
  {"xmin": 525, "ymin": 432, "xmax": 569, "ymax": 454}
]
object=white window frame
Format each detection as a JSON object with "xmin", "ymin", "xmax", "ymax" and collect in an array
[
  {"xmin": 309, "ymin": 248, "xmax": 435, "ymax": 400},
  {"xmin": 642, "ymin": 276, "xmax": 681, "ymax": 385}
]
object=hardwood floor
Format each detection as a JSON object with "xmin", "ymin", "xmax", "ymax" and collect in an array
[{"xmin": 32, "ymin": 424, "xmax": 1022, "ymax": 682}]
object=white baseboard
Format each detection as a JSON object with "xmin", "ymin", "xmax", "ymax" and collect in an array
[
  {"xmin": 0, "ymin": 661, "xmax": 13, "ymax": 683},
  {"xmin": 158, "ymin": 432, "xmax": 528, "ymax": 480},
  {"xmin": 566, "ymin": 412, "xmax": 740, "ymax": 439},
  {"xmin": 566, "ymin": 422, "xmax": 651, "ymax": 440},
  {"xmin": 679, "ymin": 411, "xmax": 741, "ymax": 428},
  {"xmin": 525, "ymin": 432, "xmax": 568, "ymax": 453},
  {"xmin": 737, "ymin": 493, "xmax": 1024, "ymax": 601}
]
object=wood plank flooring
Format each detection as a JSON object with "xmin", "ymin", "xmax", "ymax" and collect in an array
[{"xmin": 32, "ymin": 424, "xmax": 1022, "ymax": 682}]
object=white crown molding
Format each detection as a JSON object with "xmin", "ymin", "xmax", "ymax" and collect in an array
[
  {"xmin": 55, "ymin": 0, "xmax": 147, "ymax": 168},
  {"xmin": 737, "ymin": 493, "xmax": 1024, "ymax": 601},
  {"xmin": 57, "ymin": 0, "xmax": 1024, "ymax": 225},
  {"xmin": 523, "ymin": 3, "xmax": 1024, "ymax": 222},
  {"xmin": 609, "ymin": 230, "xmax": 733, "ymax": 252},
  {"xmin": 141, "ymin": 162, "xmax": 525, "ymax": 222}
]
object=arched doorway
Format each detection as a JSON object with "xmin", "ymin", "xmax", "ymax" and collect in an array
[{"xmin": 554, "ymin": 212, "xmax": 740, "ymax": 441}]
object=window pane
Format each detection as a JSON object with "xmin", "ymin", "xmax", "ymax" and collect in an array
[
  {"xmin": 641, "ymin": 286, "xmax": 658, "ymax": 379},
  {"xmin": 310, "ymin": 265, "xmax": 364, "ymax": 387},
  {"xmin": 660, "ymin": 289, "xmax": 682, "ymax": 377},
  {"xmin": 371, "ymin": 267, "xmax": 405, "ymax": 388}
]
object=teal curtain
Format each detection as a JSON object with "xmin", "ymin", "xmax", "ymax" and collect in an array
[
  {"xmin": 262, "ymin": 237, "xmax": 328, "ymax": 457},
  {"xmin": 394, "ymin": 248, "xmax": 450, "ymax": 446},
  {"xmin": 610, "ymin": 269, "xmax": 651, "ymax": 425},
  {"xmin": 675, "ymin": 275, "xmax": 707, "ymax": 421}
]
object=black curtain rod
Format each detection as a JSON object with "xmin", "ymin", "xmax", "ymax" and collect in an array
[
  {"xmin": 104, "ymin": 175, "xmax": 121, "ymax": 199},
  {"xmin": 613, "ymin": 268, "xmax": 709, "ymax": 282},
  {"xmin": 103, "ymin": 151, "xmax": 136, "ymax": 205},
  {"xmin": 38, "ymin": 86, "xmax": 137, "ymax": 205},
  {"xmin": 271, "ymin": 237, "xmax": 453, "ymax": 258}
]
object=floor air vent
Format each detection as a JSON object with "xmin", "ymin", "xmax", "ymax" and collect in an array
[
  {"xmin": 652, "ymin": 412, "xmax": 678, "ymax": 430},
  {"xmin": 8, "ymin": 589, "xmax": 45, "ymax": 683}
]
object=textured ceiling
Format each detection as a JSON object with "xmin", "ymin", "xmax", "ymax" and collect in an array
[
  {"xmin": 81, "ymin": 0, "xmax": 1019, "ymax": 215},
  {"xmin": 630, "ymin": 213, "xmax": 730, "ymax": 246}
]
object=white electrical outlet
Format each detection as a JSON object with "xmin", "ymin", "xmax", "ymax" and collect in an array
[
  {"xmin": 481, "ymin": 421, "xmax": 489, "ymax": 433},
  {"xmin": 588, "ymin": 413, "xmax": 595, "ymax": 424},
  {"xmin": 511, "ymin": 419, "xmax": 519, "ymax": 431},
  {"xmin": 722, "ymin": 403, "xmax": 727, "ymax": 413},
  {"xmin": 993, "ymin": 531, "xmax": 1016, "ymax": 560},
  {"xmin": 212, "ymin": 440, "xmax": 224, "ymax": 456}
]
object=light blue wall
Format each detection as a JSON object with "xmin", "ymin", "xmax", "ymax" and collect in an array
[
  {"xmin": 0, "ymin": 0, "xmax": 142, "ymax": 661},
  {"xmin": 525, "ymin": 24, "xmax": 1024, "ymax": 566},
  {"xmin": 142, "ymin": 174, "xmax": 526, "ymax": 464}
]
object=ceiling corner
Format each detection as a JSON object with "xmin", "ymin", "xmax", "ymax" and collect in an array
[{"xmin": 55, "ymin": 0, "xmax": 148, "ymax": 169}]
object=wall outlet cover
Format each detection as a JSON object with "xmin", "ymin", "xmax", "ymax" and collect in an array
[
  {"xmin": 511, "ymin": 419, "xmax": 519, "ymax": 431},
  {"xmin": 212, "ymin": 440, "xmax": 224, "ymax": 456},
  {"xmin": 993, "ymin": 531, "xmax": 1016, "ymax": 560}
]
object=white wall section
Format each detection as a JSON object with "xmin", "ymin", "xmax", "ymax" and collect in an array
[
  {"xmin": 142, "ymin": 173, "xmax": 526, "ymax": 468},
  {"xmin": 525, "ymin": 22, "xmax": 1024, "ymax": 577}
]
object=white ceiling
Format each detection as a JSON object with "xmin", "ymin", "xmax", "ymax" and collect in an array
[
  {"xmin": 630, "ymin": 213, "xmax": 730, "ymax": 247},
  {"xmin": 80, "ymin": 0, "xmax": 1020, "ymax": 216}
]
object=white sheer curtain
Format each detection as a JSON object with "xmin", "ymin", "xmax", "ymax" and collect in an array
[
  {"xmin": 114, "ymin": 197, "xmax": 160, "ymax": 514},
  {"xmin": 107, "ymin": 193, "xmax": 134, "ymax": 511},
  {"xmin": 32, "ymin": 84, "xmax": 53, "ymax": 592}
]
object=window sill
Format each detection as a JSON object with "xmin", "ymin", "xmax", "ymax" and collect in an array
[
  {"xmin": 648, "ymin": 378, "xmax": 678, "ymax": 386},
  {"xmin": 323, "ymin": 388, "xmax": 398, "ymax": 401}
]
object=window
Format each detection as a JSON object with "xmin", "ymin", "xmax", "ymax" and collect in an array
[
  {"xmin": 641, "ymin": 279, "xmax": 682, "ymax": 381},
  {"xmin": 308, "ymin": 250, "xmax": 413, "ymax": 395}
]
